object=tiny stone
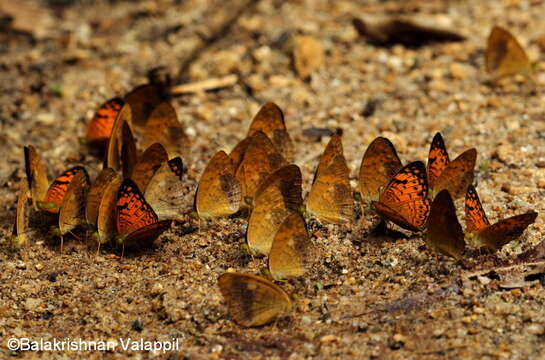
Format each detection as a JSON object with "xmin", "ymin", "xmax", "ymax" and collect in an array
[{"xmin": 131, "ymin": 320, "xmax": 143, "ymax": 332}]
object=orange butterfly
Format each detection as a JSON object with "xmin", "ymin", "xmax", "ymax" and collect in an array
[
  {"xmin": 465, "ymin": 186, "xmax": 537, "ymax": 251},
  {"xmin": 235, "ymin": 131, "xmax": 285, "ymax": 203},
  {"xmin": 306, "ymin": 133, "xmax": 353, "ymax": 224},
  {"xmin": 359, "ymin": 137, "xmax": 403, "ymax": 203},
  {"xmin": 372, "ymin": 161, "xmax": 430, "ymax": 232},
  {"xmin": 116, "ymin": 179, "xmax": 171, "ymax": 250},
  {"xmin": 129, "ymin": 143, "xmax": 169, "ymax": 192},
  {"xmin": 195, "ymin": 151, "xmax": 241, "ymax": 218},
  {"xmin": 85, "ymin": 97, "xmax": 124, "ymax": 146},
  {"xmin": 247, "ymin": 165, "xmax": 303, "ymax": 256},
  {"xmin": 485, "ymin": 26, "xmax": 532, "ymax": 80},
  {"xmin": 427, "ymin": 132, "xmax": 476, "ymax": 199},
  {"xmin": 247, "ymin": 102, "xmax": 294, "ymax": 161},
  {"xmin": 426, "ymin": 189, "xmax": 465, "ymax": 260}
]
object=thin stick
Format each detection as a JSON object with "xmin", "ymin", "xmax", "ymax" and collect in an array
[{"xmin": 169, "ymin": 75, "xmax": 238, "ymax": 94}]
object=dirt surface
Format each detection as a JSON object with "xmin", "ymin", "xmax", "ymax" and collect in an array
[{"xmin": 1, "ymin": 0, "xmax": 545, "ymax": 359}]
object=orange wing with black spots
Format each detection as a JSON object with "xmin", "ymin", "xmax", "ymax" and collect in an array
[
  {"xmin": 86, "ymin": 97, "xmax": 124, "ymax": 144},
  {"xmin": 464, "ymin": 185, "xmax": 490, "ymax": 233},
  {"xmin": 372, "ymin": 161, "xmax": 430, "ymax": 232},
  {"xmin": 116, "ymin": 178, "xmax": 170, "ymax": 248},
  {"xmin": 427, "ymin": 132, "xmax": 450, "ymax": 189},
  {"xmin": 465, "ymin": 185, "xmax": 537, "ymax": 250},
  {"xmin": 39, "ymin": 166, "xmax": 87, "ymax": 214}
]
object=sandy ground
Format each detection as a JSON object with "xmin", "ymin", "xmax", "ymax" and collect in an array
[{"xmin": 1, "ymin": 0, "xmax": 545, "ymax": 359}]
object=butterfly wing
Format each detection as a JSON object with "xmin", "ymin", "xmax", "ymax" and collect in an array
[
  {"xmin": 145, "ymin": 157, "xmax": 191, "ymax": 220},
  {"xmin": 247, "ymin": 165, "xmax": 303, "ymax": 256},
  {"xmin": 86, "ymin": 97, "xmax": 124, "ymax": 144},
  {"xmin": 248, "ymin": 102, "xmax": 294, "ymax": 162},
  {"xmin": 359, "ymin": 137, "xmax": 402, "ymax": 202},
  {"xmin": 59, "ymin": 169, "xmax": 90, "ymax": 235},
  {"xmin": 104, "ymin": 103, "xmax": 132, "ymax": 171},
  {"xmin": 97, "ymin": 176, "xmax": 122, "ymax": 244},
  {"xmin": 130, "ymin": 143, "xmax": 169, "ymax": 192},
  {"xmin": 218, "ymin": 272, "xmax": 292, "ymax": 327},
  {"xmin": 142, "ymin": 102, "xmax": 190, "ymax": 159},
  {"xmin": 426, "ymin": 132, "xmax": 450, "ymax": 190},
  {"xmin": 124, "ymin": 84, "xmax": 165, "ymax": 129},
  {"xmin": 426, "ymin": 189, "xmax": 465, "ymax": 259},
  {"xmin": 116, "ymin": 178, "xmax": 160, "ymax": 236},
  {"xmin": 86, "ymin": 168, "xmax": 118, "ymax": 228},
  {"xmin": 373, "ymin": 161, "xmax": 430, "ymax": 231},
  {"xmin": 40, "ymin": 166, "xmax": 87, "ymax": 214},
  {"xmin": 12, "ymin": 180, "xmax": 30, "ymax": 248},
  {"xmin": 477, "ymin": 212, "xmax": 538, "ymax": 251},
  {"xmin": 24, "ymin": 145, "xmax": 49, "ymax": 209},
  {"xmin": 485, "ymin": 26, "xmax": 531, "ymax": 78},
  {"xmin": 269, "ymin": 212, "xmax": 310, "ymax": 280},
  {"xmin": 433, "ymin": 148, "xmax": 476, "ymax": 199},
  {"xmin": 195, "ymin": 151, "xmax": 241, "ymax": 218},
  {"xmin": 464, "ymin": 185, "xmax": 490, "ymax": 233}
]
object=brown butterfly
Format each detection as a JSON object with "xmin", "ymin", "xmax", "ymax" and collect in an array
[
  {"xmin": 247, "ymin": 102, "xmax": 294, "ymax": 161},
  {"xmin": 129, "ymin": 143, "xmax": 168, "ymax": 192},
  {"xmin": 485, "ymin": 26, "xmax": 532, "ymax": 80},
  {"xmin": 372, "ymin": 161, "xmax": 431, "ymax": 232},
  {"xmin": 142, "ymin": 102, "xmax": 190, "ymax": 159},
  {"xmin": 306, "ymin": 134, "xmax": 353, "ymax": 224},
  {"xmin": 12, "ymin": 180, "xmax": 30, "ymax": 249},
  {"xmin": 359, "ymin": 137, "xmax": 403, "ymax": 203},
  {"xmin": 218, "ymin": 272, "xmax": 292, "ymax": 327},
  {"xmin": 247, "ymin": 165, "xmax": 303, "ymax": 256},
  {"xmin": 268, "ymin": 212, "xmax": 310, "ymax": 280},
  {"xmin": 121, "ymin": 121, "xmax": 138, "ymax": 179},
  {"xmin": 85, "ymin": 97, "xmax": 125, "ymax": 146},
  {"xmin": 24, "ymin": 145, "xmax": 49, "ymax": 210},
  {"xmin": 427, "ymin": 132, "xmax": 476, "ymax": 200},
  {"xmin": 85, "ymin": 168, "xmax": 118, "ymax": 228},
  {"xmin": 104, "ymin": 103, "xmax": 132, "ymax": 171},
  {"xmin": 145, "ymin": 157, "xmax": 189, "ymax": 221},
  {"xmin": 195, "ymin": 151, "xmax": 241, "ymax": 218},
  {"xmin": 124, "ymin": 84, "xmax": 166, "ymax": 129},
  {"xmin": 235, "ymin": 131, "xmax": 286, "ymax": 203},
  {"xmin": 426, "ymin": 189, "xmax": 465, "ymax": 260},
  {"xmin": 116, "ymin": 178, "xmax": 171, "ymax": 250},
  {"xmin": 96, "ymin": 176, "xmax": 123, "ymax": 245},
  {"xmin": 58, "ymin": 169, "xmax": 91, "ymax": 249},
  {"xmin": 465, "ymin": 186, "xmax": 537, "ymax": 251}
]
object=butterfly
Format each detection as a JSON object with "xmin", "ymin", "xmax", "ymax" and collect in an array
[
  {"xmin": 124, "ymin": 84, "xmax": 166, "ymax": 130},
  {"xmin": 217, "ymin": 272, "xmax": 292, "ymax": 327},
  {"xmin": 145, "ymin": 157, "xmax": 190, "ymax": 221},
  {"xmin": 85, "ymin": 168, "xmax": 118, "ymax": 228},
  {"xmin": 268, "ymin": 212, "xmax": 310, "ymax": 280},
  {"xmin": 485, "ymin": 26, "xmax": 532, "ymax": 79},
  {"xmin": 372, "ymin": 161, "xmax": 431, "ymax": 232},
  {"xmin": 195, "ymin": 151, "xmax": 241, "ymax": 218},
  {"xmin": 58, "ymin": 169, "xmax": 91, "ymax": 246},
  {"xmin": 235, "ymin": 131, "xmax": 286, "ymax": 203},
  {"xmin": 12, "ymin": 180, "xmax": 30, "ymax": 249},
  {"xmin": 142, "ymin": 102, "xmax": 190, "ymax": 159},
  {"xmin": 95, "ymin": 175, "xmax": 123, "ymax": 245},
  {"xmin": 247, "ymin": 102, "xmax": 294, "ymax": 162},
  {"xmin": 306, "ymin": 133, "xmax": 353, "ymax": 224},
  {"xmin": 24, "ymin": 145, "xmax": 49, "ymax": 210},
  {"xmin": 359, "ymin": 136, "xmax": 403, "ymax": 203},
  {"xmin": 129, "ymin": 143, "xmax": 169, "ymax": 192},
  {"xmin": 116, "ymin": 178, "xmax": 171, "ymax": 250},
  {"xmin": 85, "ymin": 97, "xmax": 125, "ymax": 146},
  {"xmin": 23, "ymin": 145, "xmax": 89, "ymax": 215},
  {"xmin": 426, "ymin": 189, "xmax": 466, "ymax": 260},
  {"xmin": 465, "ymin": 185, "xmax": 537, "ymax": 251},
  {"xmin": 104, "ymin": 103, "xmax": 132, "ymax": 172},
  {"xmin": 247, "ymin": 165, "xmax": 303, "ymax": 256},
  {"xmin": 427, "ymin": 132, "xmax": 476, "ymax": 200}
]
